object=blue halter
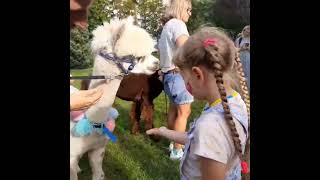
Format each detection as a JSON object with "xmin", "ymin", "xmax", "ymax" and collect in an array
[{"xmin": 99, "ymin": 51, "xmax": 138, "ymax": 75}]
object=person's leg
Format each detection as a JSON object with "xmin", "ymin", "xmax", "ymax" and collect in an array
[
  {"xmin": 173, "ymin": 103, "xmax": 191, "ymax": 149},
  {"xmin": 246, "ymin": 53, "xmax": 250, "ymax": 91},
  {"xmin": 240, "ymin": 52, "xmax": 250, "ymax": 91},
  {"xmin": 164, "ymin": 73, "xmax": 193, "ymax": 159},
  {"xmin": 167, "ymin": 101, "xmax": 177, "ymax": 130}
]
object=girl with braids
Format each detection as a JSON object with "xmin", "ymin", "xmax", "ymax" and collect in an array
[{"xmin": 147, "ymin": 27, "xmax": 249, "ymax": 180}]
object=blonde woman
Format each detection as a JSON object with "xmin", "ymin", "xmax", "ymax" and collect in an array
[
  {"xmin": 157, "ymin": 0, "xmax": 193, "ymax": 160},
  {"xmin": 235, "ymin": 25, "xmax": 250, "ymax": 90}
]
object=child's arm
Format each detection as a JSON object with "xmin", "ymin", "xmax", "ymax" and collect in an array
[
  {"xmin": 70, "ymin": 88, "xmax": 103, "ymax": 111},
  {"xmin": 146, "ymin": 127, "xmax": 188, "ymax": 145},
  {"xmin": 200, "ymin": 157, "xmax": 226, "ymax": 180}
]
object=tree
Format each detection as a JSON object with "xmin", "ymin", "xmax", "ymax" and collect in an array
[
  {"xmin": 70, "ymin": 28, "xmax": 93, "ymax": 69},
  {"xmin": 88, "ymin": 0, "xmax": 115, "ymax": 32},
  {"xmin": 187, "ymin": 0, "xmax": 216, "ymax": 34},
  {"xmin": 137, "ymin": 0, "xmax": 165, "ymax": 38},
  {"xmin": 187, "ymin": 0, "xmax": 249, "ymax": 39},
  {"xmin": 214, "ymin": 0, "xmax": 250, "ymax": 32}
]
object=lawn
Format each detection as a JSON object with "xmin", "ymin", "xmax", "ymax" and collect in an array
[{"xmin": 71, "ymin": 68, "xmax": 205, "ymax": 180}]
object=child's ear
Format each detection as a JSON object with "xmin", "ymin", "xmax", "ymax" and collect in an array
[{"xmin": 191, "ymin": 66, "xmax": 204, "ymax": 81}]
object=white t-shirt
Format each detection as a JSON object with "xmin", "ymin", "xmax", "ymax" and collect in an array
[
  {"xmin": 158, "ymin": 18, "xmax": 189, "ymax": 73},
  {"xmin": 180, "ymin": 93, "xmax": 249, "ymax": 180},
  {"xmin": 235, "ymin": 37, "xmax": 250, "ymax": 49}
]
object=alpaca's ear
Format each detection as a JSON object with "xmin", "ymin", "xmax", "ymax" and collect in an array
[
  {"xmin": 114, "ymin": 16, "xmax": 133, "ymax": 43},
  {"xmin": 91, "ymin": 25, "xmax": 109, "ymax": 55},
  {"xmin": 113, "ymin": 23, "xmax": 126, "ymax": 47},
  {"xmin": 114, "ymin": 16, "xmax": 155, "ymax": 57},
  {"xmin": 162, "ymin": 0, "xmax": 171, "ymax": 7},
  {"xmin": 125, "ymin": 16, "xmax": 134, "ymax": 25}
]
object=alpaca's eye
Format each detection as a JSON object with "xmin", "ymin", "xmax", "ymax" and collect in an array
[
  {"xmin": 128, "ymin": 65, "xmax": 134, "ymax": 70},
  {"xmin": 138, "ymin": 57, "xmax": 144, "ymax": 62},
  {"xmin": 152, "ymin": 52, "xmax": 158, "ymax": 56}
]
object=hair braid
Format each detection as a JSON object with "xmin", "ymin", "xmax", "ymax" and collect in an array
[
  {"xmin": 234, "ymin": 51, "xmax": 250, "ymax": 179},
  {"xmin": 234, "ymin": 52, "xmax": 250, "ymax": 117},
  {"xmin": 206, "ymin": 47, "xmax": 244, "ymax": 159}
]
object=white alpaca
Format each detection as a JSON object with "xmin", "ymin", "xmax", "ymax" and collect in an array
[{"xmin": 70, "ymin": 16, "xmax": 159, "ymax": 180}]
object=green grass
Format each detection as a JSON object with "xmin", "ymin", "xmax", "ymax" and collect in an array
[
  {"xmin": 70, "ymin": 68, "xmax": 92, "ymax": 88},
  {"xmin": 71, "ymin": 69, "xmax": 205, "ymax": 180}
]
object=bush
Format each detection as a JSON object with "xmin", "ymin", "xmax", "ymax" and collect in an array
[
  {"xmin": 70, "ymin": 28, "xmax": 93, "ymax": 69},
  {"xmin": 188, "ymin": 0, "xmax": 249, "ymax": 40},
  {"xmin": 137, "ymin": 0, "xmax": 165, "ymax": 38},
  {"xmin": 187, "ymin": 0, "xmax": 217, "ymax": 34}
]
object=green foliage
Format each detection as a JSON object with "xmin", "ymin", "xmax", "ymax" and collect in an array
[
  {"xmin": 137, "ymin": 0, "xmax": 165, "ymax": 38},
  {"xmin": 88, "ymin": 0, "xmax": 164, "ymax": 37},
  {"xmin": 187, "ymin": 0, "xmax": 216, "ymax": 34},
  {"xmin": 213, "ymin": 0, "xmax": 250, "ymax": 34},
  {"xmin": 88, "ymin": 0, "xmax": 114, "ymax": 32},
  {"xmin": 70, "ymin": 28, "xmax": 93, "ymax": 69},
  {"xmin": 114, "ymin": 0, "xmax": 137, "ymax": 19},
  {"xmin": 188, "ymin": 0, "xmax": 250, "ymax": 39}
]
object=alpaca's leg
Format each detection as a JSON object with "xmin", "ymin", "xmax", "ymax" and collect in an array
[
  {"xmin": 130, "ymin": 102, "xmax": 141, "ymax": 134},
  {"xmin": 70, "ymin": 157, "xmax": 79, "ymax": 180},
  {"xmin": 142, "ymin": 101, "xmax": 160, "ymax": 141},
  {"xmin": 88, "ymin": 147, "xmax": 106, "ymax": 180},
  {"xmin": 143, "ymin": 103, "xmax": 154, "ymax": 130}
]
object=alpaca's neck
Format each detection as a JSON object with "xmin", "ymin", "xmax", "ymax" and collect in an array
[{"xmin": 84, "ymin": 56, "xmax": 122, "ymax": 123}]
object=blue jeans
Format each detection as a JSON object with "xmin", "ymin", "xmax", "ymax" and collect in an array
[
  {"xmin": 163, "ymin": 72, "xmax": 193, "ymax": 105},
  {"xmin": 240, "ymin": 51, "xmax": 250, "ymax": 91}
]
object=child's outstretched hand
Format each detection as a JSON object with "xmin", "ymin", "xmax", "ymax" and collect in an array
[
  {"xmin": 147, "ymin": 126, "xmax": 187, "ymax": 144},
  {"xmin": 146, "ymin": 126, "xmax": 167, "ymax": 136},
  {"xmin": 70, "ymin": 87, "xmax": 103, "ymax": 111}
]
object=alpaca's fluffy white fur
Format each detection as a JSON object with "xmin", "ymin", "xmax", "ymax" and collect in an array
[
  {"xmin": 90, "ymin": 16, "xmax": 159, "ymax": 76},
  {"xmin": 90, "ymin": 18, "xmax": 122, "ymax": 55},
  {"xmin": 114, "ymin": 23, "xmax": 156, "ymax": 57},
  {"xmin": 91, "ymin": 16, "xmax": 156, "ymax": 58}
]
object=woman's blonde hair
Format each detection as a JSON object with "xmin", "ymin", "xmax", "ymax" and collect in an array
[
  {"xmin": 163, "ymin": 0, "xmax": 191, "ymax": 23},
  {"xmin": 241, "ymin": 25, "xmax": 250, "ymax": 37}
]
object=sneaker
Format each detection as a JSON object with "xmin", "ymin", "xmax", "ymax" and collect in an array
[
  {"xmin": 169, "ymin": 142, "xmax": 174, "ymax": 152},
  {"xmin": 170, "ymin": 148, "xmax": 184, "ymax": 160},
  {"xmin": 169, "ymin": 142, "xmax": 185, "ymax": 152}
]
